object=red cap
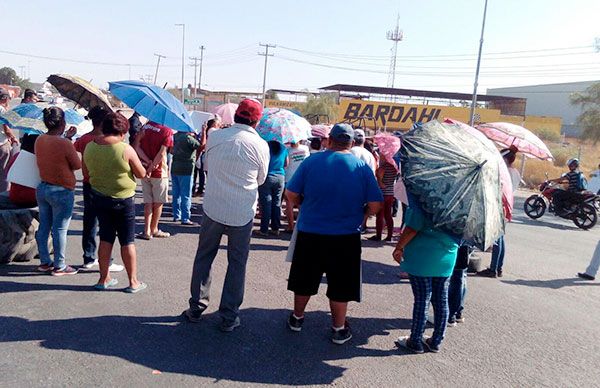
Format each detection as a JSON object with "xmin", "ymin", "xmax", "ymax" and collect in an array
[{"xmin": 235, "ymin": 98, "xmax": 263, "ymax": 122}]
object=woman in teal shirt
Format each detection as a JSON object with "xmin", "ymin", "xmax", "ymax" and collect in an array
[{"xmin": 392, "ymin": 194, "xmax": 459, "ymax": 354}]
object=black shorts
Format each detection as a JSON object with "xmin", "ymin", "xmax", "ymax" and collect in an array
[
  {"xmin": 287, "ymin": 231, "xmax": 362, "ymax": 302},
  {"xmin": 90, "ymin": 190, "xmax": 136, "ymax": 246}
]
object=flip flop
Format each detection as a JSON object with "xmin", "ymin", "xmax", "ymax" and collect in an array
[
  {"xmin": 152, "ymin": 230, "xmax": 170, "ymax": 238},
  {"xmin": 124, "ymin": 282, "xmax": 147, "ymax": 294},
  {"xmin": 94, "ymin": 278, "xmax": 119, "ymax": 290},
  {"xmin": 136, "ymin": 233, "xmax": 152, "ymax": 240}
]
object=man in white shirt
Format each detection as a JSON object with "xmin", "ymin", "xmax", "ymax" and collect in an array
[
  {"xmin": 350, "ymin": 129, "xmax": 376, "ymax": 173},
  {"xmin": 0, "ymin": 91, "xmax": 18, "ymax": 192},
  {"xmin": 184, "ymin": 99, "xmax": 269, "ymax": 332}
]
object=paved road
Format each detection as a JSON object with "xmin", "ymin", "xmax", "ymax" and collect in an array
[{"xmin": 1, "ymin": 189, "xmax": 600, "ymax": 387}]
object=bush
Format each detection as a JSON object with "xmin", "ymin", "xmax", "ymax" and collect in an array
[
  {"xmin": 550, "ymin": 147, "xmax": 572, "ymax": 167},
  {"xmin": 536, "ymin": 127, "xmax": 561, "ymax": 142}
]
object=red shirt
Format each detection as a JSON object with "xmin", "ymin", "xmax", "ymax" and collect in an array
[
  {"xmin": 7, "ymin": 153, "xmax": 37, "ymax": 207},
  {"xmin": 139, "ymin": 122, "xmax": 173, "ymax": 178},
  {"xmin": 74, "ymin": 132, "xmax": 98, "ymax": 183}
]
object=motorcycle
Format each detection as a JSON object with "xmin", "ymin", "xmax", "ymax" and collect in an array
[{"xmin": 523, "ymin": 178, "xmax": 598, "ymax": 230}]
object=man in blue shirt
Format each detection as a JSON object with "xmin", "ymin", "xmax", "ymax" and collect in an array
[
  {"xmin": 550, "ymin": 158, "xmax": 587, "ymax": 216},
  {"xmin": 285, "ymin": 123, "xmax": 383, "ymax": 345}
]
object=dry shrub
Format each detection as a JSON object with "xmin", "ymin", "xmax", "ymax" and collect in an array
[{"xmin": 515, "ymin": 158, "xmax": 563, "ymax": 188}]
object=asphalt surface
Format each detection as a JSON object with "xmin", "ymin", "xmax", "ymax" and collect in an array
[{"xmin": 1, "ymin": 187, "xmax": 600, "ymax": 387}]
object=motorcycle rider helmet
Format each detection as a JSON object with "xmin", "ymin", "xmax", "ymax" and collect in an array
[{"xmin": 567, "ymin": 158, "xmax": 580, "ymax": 168}]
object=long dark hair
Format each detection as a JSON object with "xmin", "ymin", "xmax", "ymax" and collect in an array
[{"xmin": 268, "ymin": 140, "xmax": 283, "ymax": 155}]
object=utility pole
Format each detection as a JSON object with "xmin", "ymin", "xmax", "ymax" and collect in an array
[
  {"xmin": 175, "ymin": 23, "xmax": 186, "ymax": 103},
  {"xmin": 127, "ymin": 64, "xmax": 132, "ymax": 79},
  {"xmin": 189, "ymin": 56, "xmax": 200, "ymax": 96},
  {"xmin": 153, "ymin": 53, "xmax": 166, "ymax": 85},
  {"xmin": 198, "ymin": 45, "xmax": 205, "ymax": 93},
  {"xmin": 386, "ymin": 15, "xmax": 403, "ymax": 88},
  {"xmin": 18, "ymin": 66, "xmax": 25, "ymax": 79},
  {"xmin": 140, "ymin": 74, "xmax": 153, "ymax": 84},
  {"xmin": 469, "ymin": 0, "xmax": 489, "ymax": 127},
  {"xmin": 258, "ymin": 43, "xmax": 276, "ymax": 105}
]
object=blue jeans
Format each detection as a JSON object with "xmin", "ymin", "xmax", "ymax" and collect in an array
[
  {"xmin": 490, "ymin": 235, "xmax": 505, "ymax": 272},
  {"xmin": 189, "ymin": 215, "xmax": 253, "ymax": 324},
  {"xmin": 258, "ymin": 174, "xmax": 285, "ymax": 233},
  {"xmin": 35, "ymin": 182, "xmax": 74, "ymax": 269},
  {"xmin": 172, "ymin": 174, "xmax": 193, "ymax": 222},
  {"xmin": 82, "ymin": 183, "xmax": 99, "ymax": 264},
  {"xmin": 448, "ymin": 268, "xmax": 467, "ymax": 319},
  {"xmin": 409, "ymin": 275, "xmax": 450, "ymax": 350}
]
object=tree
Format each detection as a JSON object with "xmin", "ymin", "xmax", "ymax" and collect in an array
[
  {"xmin": 299, "ymin": 93, "xmax": 339, "ymax": 124},
  {"xmin": 0, "ymin": 66, "xmax": 32, "ymax": 90},
  {"xmin": 571, "ymin": 82, "xmax": 600, "ymax": 142},
  {"xmin": 0, "ymin": 67, "xmax": 19, "ymax": 85}
]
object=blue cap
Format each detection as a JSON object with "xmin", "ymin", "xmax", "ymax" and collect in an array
[{"xmin": 330, "ymin": 123, "xmax": 354, "ymax": 142}]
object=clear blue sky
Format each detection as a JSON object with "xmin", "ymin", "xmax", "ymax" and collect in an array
[{"xmin": 2, "ymin": 0, "xmax": 599, "ymax": 94}]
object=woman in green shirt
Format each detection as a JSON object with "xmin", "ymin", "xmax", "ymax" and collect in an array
[
  {"xmin": 83, "ymin": 112, "xmax": 147, "ymax": 293},
  {"xmin": 392, "ymin": 194, "xmax": 460, "ymax": 354}
]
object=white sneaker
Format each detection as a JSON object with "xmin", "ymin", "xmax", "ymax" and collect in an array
[
  {"xmin": 81, "ymin": 260, "xmax": 98, "ymax": 269},
  {"xmin": 109, "ymin": 263, "xmax": 125, "ymax": 272}
]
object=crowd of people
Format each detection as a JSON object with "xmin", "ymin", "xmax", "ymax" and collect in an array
[{"xmin": 1, "ymin": 91, "xmax": 594, "ymax": 353}]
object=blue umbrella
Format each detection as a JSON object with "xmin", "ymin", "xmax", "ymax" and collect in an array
[
  {"xmin": 0, "ymin": 103, "xmax": 89, "ymax": 135},
  {"xmin": 108, "ymin": 80, "xmax": 194, "ymax": 132}
]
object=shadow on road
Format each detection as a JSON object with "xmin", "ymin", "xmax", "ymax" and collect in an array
[
  {"xmin": 0, "ymin": 309, "xmax": 408, "ymax": 385},
  {"xmin": 511, "ymin": 214, "xmax": 579, "ymax": 231},
  {"xmin": 501, "ymin": 277, "xmax": 600, "ymax": 289}
]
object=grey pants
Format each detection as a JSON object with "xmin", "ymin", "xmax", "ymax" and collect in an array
[
  {"xmin": 0, "ymin": 142, "xmax": 11, "ymax": 193},
  {"xmin": 189, "ymin": 215, "xmax": 253, "ymax": 323}
]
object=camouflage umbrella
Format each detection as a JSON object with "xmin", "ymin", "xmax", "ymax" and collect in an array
[
  {"xmin": 400, "ymin": 120, "xmax": 504, "ymax": 250},
  {"xmin": 47, "ymin": 74, "xmax": 113, "ymax": 111}
]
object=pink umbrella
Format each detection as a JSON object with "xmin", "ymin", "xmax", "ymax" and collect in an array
[
  {"xmin": 475, "ymin": 122, "xmax": 553, "ymax": 161},
  {"xmin": 210, "ymin": 103, "xmax": 238, "ymax": 125},
  {"xmin": 311, "ymin": 124, "xmax": 332, "ymax": 138},
  {"xmin": 373, "ymin": 133, "xmax": 401, "ymax": 170},
  {"xmin": 445, "ymin": 118, "xmax": 514, "ymax": 221}
]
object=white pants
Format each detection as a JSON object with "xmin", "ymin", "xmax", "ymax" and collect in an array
[{"xmin": 584, "ymin": 240, "xmax": 600, "ymax": 277}]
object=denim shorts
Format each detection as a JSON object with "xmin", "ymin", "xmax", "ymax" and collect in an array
[{"xmin": 90, "ymin": 189, "xmax": 136, "ymax": 246}]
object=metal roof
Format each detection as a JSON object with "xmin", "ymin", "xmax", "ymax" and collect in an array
[{"xmin": 320, "ymin": 84, "xmax": 525, "ymax": 103}]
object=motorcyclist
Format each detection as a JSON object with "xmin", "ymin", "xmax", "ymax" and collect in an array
[{"xmin": 550, "ymin": 158, "xmax": 587, "ymax": 215}]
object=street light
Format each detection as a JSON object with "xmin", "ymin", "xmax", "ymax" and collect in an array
[
  {"xmin": 175, "ymin": 23, "xmax": 185, "ymax": 103},
  {"xmin": 468, "ymin": 0, "xmax": 489, "ymax": 127}
]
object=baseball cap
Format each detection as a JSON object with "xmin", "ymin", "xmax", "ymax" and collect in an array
[
  {"xmin": 330, "ymin": 123, "xmax": 354, "ymax": 142},
  {"xmin": 235, "ymin": 98, "xmax": 263, "ymax": 122},
  {"xmin": 354, "ymin": 128, "xmax": 365, "ymax": 140}
]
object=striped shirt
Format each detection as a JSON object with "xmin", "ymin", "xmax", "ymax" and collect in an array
[
  {"xmin": 564, "ymin": 171, "xmax": 585, "ymax": 192},
  {"xmin": 202, "ymin": 123, "xmax": 270, "ymax": 226},
  {"xmin": 381, "ymin": 163, "xmax": 397, "ymax": 196}
]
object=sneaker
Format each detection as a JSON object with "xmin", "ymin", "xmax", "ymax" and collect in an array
[
  {"xmin": 181, "ymin": 220, "xmax": 196, "ymax": 226},
  {"xmin": 253, "ymin": 230, "xmax": 269, "ymax": 238},
  {"xmin": 331, "ymin": 325, "xmax": 352, "ymax": 345},
  {"xmin": 455, "ymin": 313, "xmax": 465, "ymax": 323},
  {"xmin": 183, "ymin": 308, "xmax": 204, "ymax": 323},
  {"xmin": 422, "ymin": 337, "xmax": 441, "ymax": 353},
  {"xmin": 51, "ymin": 266, "xmax": 79, "ymax": 276},
  {"xmin": 109, "ymin": 263, "xmax": 125, "ymax": 272},
  {"xmin": 447, "ymin": 317, "xmax": 457, "ymax": 327},
  {"xmin": 172, "ymin": 218, "xmax": 181, "ymax": 223},
  {"xmin": 288, "ymin": 314, "xmax": 304, "ymax": 332},
  {"xmin": 395, "ymin": 336, "xmax": 424, "ymax": 354},
  {"xmin": 497, "ymin": 269, "xmax": 503, "ymax": 277},
  {"xmin": 219, "ymin": 317, "xmax": 241, "ymax": 332},
  {"xmin": 81, "ymin": 260, "xmax": 98, "ymax": 269},
  {"xmin": 578, "ymin": 272, "xmax": 596, "ymax": 281},
  {"xmin": 37, "ymin": 264, "xmax": 54, "ymax": 272},
  {"xmin": 477, "ymin": 268, "xmax": 497, "ymax": 278}
]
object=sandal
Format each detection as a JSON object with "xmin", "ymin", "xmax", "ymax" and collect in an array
[
  {"xmin": 136, "ymin": 233, "xmax": 152, "ymax": 240},
  {"xmin": 124, "ymin": 282, "xmax": 147, "ymax": 294},
  {"xmin": 94, "ymin": 278, "xmax": 119, "ymax": 290},
  {"xmin": 152, "ymin": 230, "xmax": 170, "ymax": 238}
]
